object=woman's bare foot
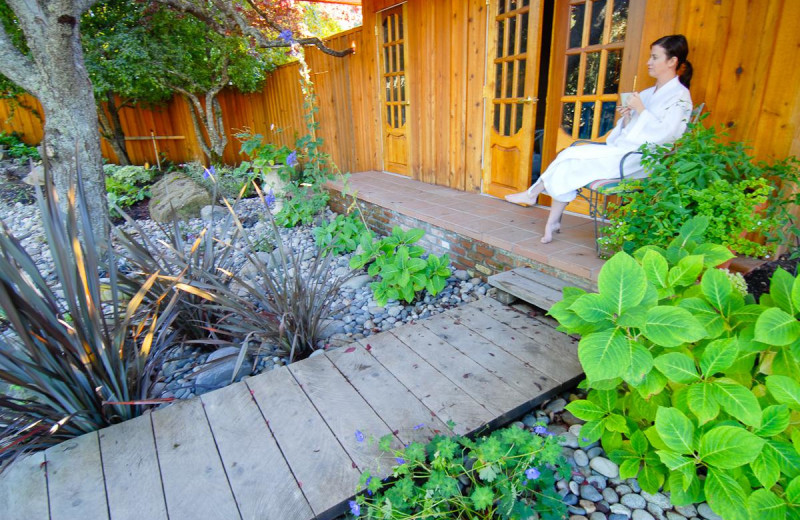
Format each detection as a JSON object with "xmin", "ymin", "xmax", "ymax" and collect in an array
[
  {"xmin": 540, "ymin": 222, "xmax": 561, "ymax": 244},
  {"xmin": 505, "ymin": 188, "xmax": 539, "ymax": 206}
]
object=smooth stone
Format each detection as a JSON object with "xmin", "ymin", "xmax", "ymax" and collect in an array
[
  {"xmin": 568, "ymin": 506, "xmax": 587, "ymax": 515},
  {"xmin": 587, "ymin": 475, "xmax": 607, "ymax": 490},
  {"xmin": 580, "ymin": 500, "xmax": 598, "ymax": 514},
  {"xmin": 590, "ymin": 513, "xmax": 608, "ymax": 520},
  {"xmin": 621, "ymin": 494, "xmax": 646, "ymax": 510},
  {"xmin": 194, "ymin": 346, "xmax": 241, "ymax": 392},
  {"xmin": 587, "ymin": 446, "xmax": 605, "ymax": 459},
  {"xmin": 627, "ymin": 479, "xmax": 642, "ymax": 493},
  {"xmin": 564, "ymin": 493, "xmax": 579, "ymax": 506},
  {"xmin": 580, "ymin": 485, "xmax": 603, "ymax": 502},
  {"xmin": 569, "ymin": 424, "xmax": 583, "ymax": 436},
  {"xmin": 574, "ymin": 449, "xmax": 590, "ymax": 467},
  {"xmin": 569, "ymin": 480, "xmax": 580, "ymax": 495},
  {"xmin": 559, "ymin": 432, "xmax": 580, "ymax": 448},
  {"xmin": 545, "ymin": 398, "xmax": 567, "ymax": 414},
  {"xmin": 674, "ymin": 505, "xmax": 697, "ymax": 517},
  {"xmin": 561, "ymin": 410, "xmax": 584, "ymax": 425},
  {"xmin": 454, "ymin": 269, "xmax": 469, "ymax": 281},
  {"xmin": 569, "ymin": 516, "xmax": 588, "ymax": 520},
  {"xmin": 521, "ymin": 414, "xmax": 538, "ymax": 428},
  {"xmin": 602, "ymin": 487, "xmax": 619, "ymax": 504},
  {"xmin": 573, "ymin": 473, "xmax": 587, "ymax": 484},
  {"xmin": 696, "ymin": 504, "xmax": 721, "ymax": 520},
  {"xmin": 632, "ymin": 511, "xmax": 655, "ymax": 520},
  {"xmin": 646, "ymin": 503, "xmax": 666, "ymax": 520},
  {"xmin": 666, "ymin": 514, "xmax": 688, "ymax": 520},
  {"xmin": 610, "ymin": 504, "xmax": 632, "ymax": 518},
  {"xmin": 641, "ymin": 491, "xmax": 671, "ymax": 510},
  {"xmin": 589, "ymin": 457, "xmax": 619, "ymax": 479},
  {"xmin": 596, "ymin": 501, "xmax": 611, "ymax": 514},
  {"xmin": 609, "ymin": 515, "xmax": 630, "ymax": 520},
  {"xmin": 557, "ymin": 479, "xmax": 569, "ymax": 491},
  {"xmin": 616, "ymin": 484, "xmax": 633, "ymax": 495}
]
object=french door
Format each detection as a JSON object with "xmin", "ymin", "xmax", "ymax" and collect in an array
[
  {"xmin": 380, "ymin": 5, "xmax": 410, "ymax": 176},
  {"xmin": 483, "ymin": 0, "xmax": 544, "ymax": 198}
]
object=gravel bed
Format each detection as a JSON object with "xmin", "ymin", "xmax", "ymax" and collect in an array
[{"xmin": 0, "ymin": 198, "xmax": 490, "ymax": 401}]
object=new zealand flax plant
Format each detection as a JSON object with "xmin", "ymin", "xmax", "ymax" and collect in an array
[{"xmin": 0, "ymin": 159, "xmax": 171, "ymax": 468}]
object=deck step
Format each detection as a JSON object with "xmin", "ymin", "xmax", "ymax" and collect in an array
[{"xmin": 488, "ymin": 267, "xmax": 589, "ymax": 311}]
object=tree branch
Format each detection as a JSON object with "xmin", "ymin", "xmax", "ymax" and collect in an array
[{"xmin": 0, "ymin": 16, "xmax": 39, "ymax": 93}]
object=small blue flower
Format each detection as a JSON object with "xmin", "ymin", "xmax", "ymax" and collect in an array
[
  {"xmin": 582, "ymin": 437, "xmax": 591, "ymax": 443},
  {"xmin": 522, "ymin": 479, "xmax": 528, "ymax": 486},
  {"xmin": 533, "ymin": 425, "xmax": 549, "ymax": 435},
  {"xmin": 355, "ymin": 430, "xmax": 364, "ymax": 443},
  {"xmin": 279, "ymin": 29, "xmax": 294, "ymax": 44},
  {"xmin": 395, "ymin": 457, "xmax": 405, "ymax": 465},
  {"xmin": 265, "ymin": 187, "xmax": 276, "ymax": 208},
  {"xmin": 286, "ymin": 150, "xmax": 298, "ymax": 167},
  {"xmin": 348, "ymin": 500, "xmax": 360, "ymax": 516},
  {"xmin": 203, "ymin": 165, "xmax": 216, "ymax": 179},
  {"xmin": 525, "ymin": 467, "xmax": 541, "ymax": 480},
  {"xmin": 413, "ymin": 423, "xmax": 425, "ymax": 430}
]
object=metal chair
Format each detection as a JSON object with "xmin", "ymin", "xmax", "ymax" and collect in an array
[{"xmin": 572, "ymin": 103, "xmax": 705, "ymax": 255}]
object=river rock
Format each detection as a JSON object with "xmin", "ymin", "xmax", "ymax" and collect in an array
[
  {"xmin": 149, "ymin": 173, "xmax": 212, "ymax": 222},
  {"xmin": 589, "ymin": 457, "xmax": 619, "ymax": 479}
]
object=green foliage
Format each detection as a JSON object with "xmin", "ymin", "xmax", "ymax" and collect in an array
[
  {"xmin": 350, "ymin": 227, "xmax": 452, "ymax": 306},
  {"xmin": 313, "ymin": 213, "xmax": 371, "ymax": 255},
  {"xmin": 0, "ymin": 131, "xmax": 39, "ymax": 161},
  {"xmin": 354, "ymin": 427, "xmax": 568, "ymax": 520},
  {"xmin": 551, "ymin": 216, "xmax": 800, "ymax": 520},
  {"xmin": 602, "ymin": 121, "xmax": 799, "ymax": 257},
  {"xmin": 180, "ymin": 161, "xmax": 251, "ymax": 200},
  {"xmin": 104, "ymin": 164, "xmax": 156, "ymax": 217},
  {"xmin": 274, "ymin": 187, "xmax": 329, "ymax": 228}
]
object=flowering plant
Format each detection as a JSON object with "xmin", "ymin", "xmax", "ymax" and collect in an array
[{"xmin": 350, "ymin": 425, "xmax": 568, "ymax": 519}]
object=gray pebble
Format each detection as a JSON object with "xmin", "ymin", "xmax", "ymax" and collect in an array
[
  {"xmin": 564, "ymin": 493, "xmax": 579, "ymax": 506},
  {"xmin": 632, "ymin": 511, "xmax": 655, "ymax": 520},
  {"xmin": 666, "ymin": 514, "xmax": 687, "ymax": 520},
  {"xmin": 587, "ymin": 475, "xmax": 607, "ymax": 490},
  {"xmin": 621, "ymin": 494, "xmax": 647, "ymax": 510},
  {"xmin": 616, "ymin": 484, "xmax": 633, "ymax": 495},
  {"xmin": 609, "ymin": 515, "xmax": 630, "ymax": 520},
  {"xmin": 574, "ymin": 449, "xmax": 590, "ymax": 467},
  {"xmin": 590, "ymin": 513, "xmax": 609, "ymax": 520},
  {"xmin": 696, "ymin": 504, "xmax": 721, "ymax": 520},
  {"xmin": 560, "ymin": 432, "xmax": 580, "ymax": 448},
  {"xmin": 589, "ymin": 457, "xmax": 620, "ymax": 479},
  {"xmin": 674, "ymin": 505, "xmax": 697, "ymax": 517},
  {"xmin": 587, "ymin": 446, "xmax": 605, "ymax": 459},
  {"xmin": 580, "ymin": 499, "xmax": 597, "ymax": 514},
  {"xmin": 580, "ymin": 485, "xmax": 604, "ymax": 502},
  {"xmin": 545, "ymin": 397, "xmax": 567, "ymax": 413},
  {"xmin": 627, "ymin": 479, "xmax": 642, "ymax": 493},
  {"xmin": 570, "ymin": 480, "xmax": 580, "ymax": 495},
  {"xmin": 642, "ymin": 491, "xmax": 671, "ymax": 511},
  {"xmin": 569, "ymin": 505, "xmax": 588, "ymax": 515},
  {"xmin": 610, "ymin": 504, "xmax": 632, "ymax": 517},
  {"xmin": 602, "ymin": 487, "xmax": 619, "ymax": 504},
  {"xmin": 646, "ymin": 503, "xmax": 666, "ymax": 520}
]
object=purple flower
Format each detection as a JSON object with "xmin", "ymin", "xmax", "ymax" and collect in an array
[
  {"xmin": 582, "ymin": 437, "xmax": 591, "ymax": 443},
  {"xmin": 413, "ymin": 423, "xmax": 425, "ymax": 430},
  {"xmin": 522, "ymin": 479, "xmax": 528, "ymax": 486},
  {"xmin": 266, "ymin": 187, "xmax": 276, "ymax": 208},
  {"xmin": 525, "ymin": 467, "xmax": 541, "ymax": 480},
  {"xmin": 355, "ymin": 430, "xmax": 364, "ymax": 443},
  {"xmin": 279, "ymin": 29, "xmax": 294, "ymax": 44},
  {"xmin": 395, "ymin": 457, "xmax": 405, "ymax": 464},
  {"xmin": 533, "ymin": 425, "xmax": 549, "ymax": 435},
  {"xmin": 348, "ymin": 500, "xmax": 360, "ymax": 516},
  {"xmin": 286, "ymin": 151, "xmax": 298, "ymax": 167},
  {"xmin": 203, "ymin": 165, "xmax": 215, "ymax": 179},
  {"xmin": 365, "ymin": 477, "xmax": 373, "ymax": 496}
]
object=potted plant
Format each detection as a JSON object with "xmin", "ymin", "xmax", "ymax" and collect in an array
[
  {"xmin": 601, "ymin": 121, "xmax": 799, "ymax": 258},
  {"xmin": 236, "ymin": 131, "xmax": 295, "ymax": 195}
]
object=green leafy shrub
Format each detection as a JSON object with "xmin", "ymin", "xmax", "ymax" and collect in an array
[
  {"xmin": 274, "ymin": 187, "xmax": 329, "ymax": 228},
  {"xmin": 350, "ymin": 227, "xmax": 452, "ymax": 306},
  {"xmin": 602, "ymin": 122, "xmax": 798, "ymax": 257},
  {"xmin": 0, "ymin": 131, "xmax": 40, "ymax": 161},
  {"xmin": 550, "ymin": 216, "xmax": 800, "ymax": 520},
  {"xmin": 180, "ymin": 161, "xmax": 253, "ymax": 200},
  {"xmin": 353, "ymin": 426, "xmax": 568, "ymax": 520},
  {"xmin": 104, "ymin": 164, "xmax": 157, "ymax": 217},
  {"xmin": 313, "ymin": 212, "xmax": 371, "ymax": 255}
]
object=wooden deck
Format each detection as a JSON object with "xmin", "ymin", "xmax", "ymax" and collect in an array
[{"xmin": 0, "ymin": 296, "xmax": 582, "ymax": 520}]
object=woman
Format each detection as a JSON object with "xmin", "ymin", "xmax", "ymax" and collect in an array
[{"xmin": 505, "ymin": 34, "xmax": 694, "ymax": 243}]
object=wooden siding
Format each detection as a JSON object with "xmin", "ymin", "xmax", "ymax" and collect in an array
[{"xmin": 0, "ymin": 0, "xmax": 797, "ymax": 183}]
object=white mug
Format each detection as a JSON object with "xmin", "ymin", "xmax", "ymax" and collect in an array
[{"xmin": 619, "ymin": 92, "xmax": 634, "ymax": 107}]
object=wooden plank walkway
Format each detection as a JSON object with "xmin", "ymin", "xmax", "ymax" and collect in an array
[
  {"xmin": 487, "ymin": 266, "xmax": 592, "ymax": 310},
  {"xmin": 0, "ymin": 297, "xmax": 583, "ymax": 520}
]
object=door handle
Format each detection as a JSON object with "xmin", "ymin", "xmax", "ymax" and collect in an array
[{"xmin": 518, "ymin": 97, "xmax": 538, "ymax": 104}]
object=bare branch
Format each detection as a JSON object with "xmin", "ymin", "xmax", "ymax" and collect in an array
[{"xmin": 0, "ymin": 16, "xmax": 39, "ymax": 93}]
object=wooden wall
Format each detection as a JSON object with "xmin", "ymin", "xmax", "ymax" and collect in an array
[{"xmin": 1, "ymin": 0, "xmax": 798, "ymax": 186}]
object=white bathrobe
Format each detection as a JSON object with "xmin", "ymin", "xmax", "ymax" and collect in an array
[{"xmin": 539, "ymin": 76, "xmax": 693, "ymax": 202}]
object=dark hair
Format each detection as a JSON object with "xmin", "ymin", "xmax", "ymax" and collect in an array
[{"xmin": 652, "ymin": 34, "xmax": 693, "ymax": 88}]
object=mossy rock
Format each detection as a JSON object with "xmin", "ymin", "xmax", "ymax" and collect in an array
[{"xmin": 149, "ymin": 173, "xmax": 212, "ymax": 222}]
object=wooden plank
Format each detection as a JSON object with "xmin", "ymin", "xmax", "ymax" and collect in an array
[
  {"xmin": 488, "ymin": 269, "xmax": 567, "ymax": 310},
  {"xmin": 151, "ymin": 398, "xmax": 241, "ymax": 520},
  {"xmin": 420, "ymin": 311, "xmax": 562, "ymax": 399},
  {"xmin": 448, "ymin": 298, "xmax": 582, "ymax": 384},
  {"xmin": 361, "ymin": 331, "xmax": 494, "ymax": 436},
  {"xmin": 327, "ymin": 342, "xmax": 453, "ymax": 444},
  {"xmin": 0, "ymin": 452, "xmax": 49, "ymax": 520},
  {"xmin": 246, "ymin": 366, "xmax": 360, "ymax": 518},
  {"xmin": 288, "ymin": 354, "xmax": 400, "ymax": 476},
  {"xmin": 45, "ymin": 432, "xmax": 109, "ymax": 520},
  {"xmin": 201, "ymin": 381, "xmax": 313, "ymax": 520},
  {"xmin": 391, "ymin": 322, "xmax": 529, "ymax": 416},
  {"xmin": 99, "ymin": 413, "xmax": 168, "ymax": 520}
]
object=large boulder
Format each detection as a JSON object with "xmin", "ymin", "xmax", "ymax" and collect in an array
[{"xmin": 149, "ymin": 173, "xmax": 212, "ymax": 222}]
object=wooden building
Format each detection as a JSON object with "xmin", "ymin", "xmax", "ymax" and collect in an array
[{"xmin": 2, "ymin": 0, "xmax": 799, "ymax": 217}]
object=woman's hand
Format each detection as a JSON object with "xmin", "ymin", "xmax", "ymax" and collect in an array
[
  {"xmin": 616, "ymin": 105, "xmax": 633, "ymax": 126},
  {"xmin": 626, "ymin": 92, "xmax": 645, "ymax": 114}
]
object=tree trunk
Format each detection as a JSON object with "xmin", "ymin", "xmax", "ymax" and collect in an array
[
  {"xmin": 3, "ymin": 1, "xmax": 109, "ymax": 248},
  {"xmin": 98, "ymin": 92, "xmax": 131, "ymax": 166},
  {"xmin": 182, "ymin": 91, "xmax": 225, "ymax": 165}
]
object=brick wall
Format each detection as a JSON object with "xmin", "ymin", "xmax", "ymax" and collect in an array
[{"xmin": 327, "ymin": 189, "xmax": 593, "ymax": 288}]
